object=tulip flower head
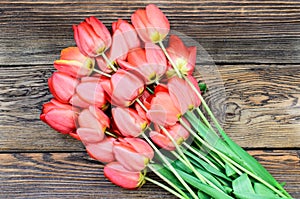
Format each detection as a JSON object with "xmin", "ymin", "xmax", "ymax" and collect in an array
[
  {"xmin": 131, "ymin": 4, "xmax": 170, "ymax": 43},
  {"xmin": 54, "ymin": 47, "xmax": 95, "ymax": 78},
  {"xmin": 150, "ymin": 122, "xmax": 190, "ymax": 151},
  {"xmin": 112, "ymin": 107, "xmax": 148, "ymax": 137},
  {"xmin": 167, "ymin": 35, "xmax": 196, "ymax": 76},
  {"xmin": 48, "ymin": 72, "xmax": 79, "ymax": 104},
  {"xmin": 118, "ymin": 43, "xmax": 167, "ymax": 84},
  {"xmin": 40, "ymin": 99, "xmax": 78, "ymax": 135},
  {"xmin": 168, "ymin": 76, "xmax": 201, "ymax": 114},
  {"xmin": 113, "ymin": 138, "xmax": 154, "ymax": 171},
  {"xmin": 73, "ymin": 16, "xmax": 112, "ymax": 57},
  {"xmin": 101, "ymin": 69, "xmax": 145, "ymax": 107},
  {"xmin": 146, "ymin": 85, "xmax": 181, "ymax": 126},
  {"xmin": 104, "ymin": 162, "xmax": 146, "ymax": 190}
]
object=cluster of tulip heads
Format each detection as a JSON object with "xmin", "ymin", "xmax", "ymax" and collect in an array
[{"xmin": 41, "ymin": 4, "xmax": 199, "ymax": 190}]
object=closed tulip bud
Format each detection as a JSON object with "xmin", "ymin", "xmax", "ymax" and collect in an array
[
  {"xmin": 168, "ymin": 76, "xmax": 200, "ymax": 114},
  {"xmin": 54, "ymin": 47, "xmax": 95, "ymax": 78},
  {"xmin": 113, "ymin": 138, "xmax": 154, "ymax": 171},
  {"xmin": 146, "ymin": 85, "xmax": 181, "ymax": 126},
  {"xmin": 48, "ymin": 72, "xmax": 79, "ymax": 104},
  {"xmin": 112, "ymin": 19, "xmax": 140, "ymax": 50},
  {"xmin": 77, "ymin": 106, "xmax": 110, "ymax": 142},
  {"xmin": 131, "ymin": 4, "xmax": 170, "ymax": 43},
  {"xmin": 76, "ymin": 131, "xmax": 116, "ymax": 163},
  {"xmin": 74, "ymin": 77, "xmax": 107, "ymax": 109},
  {"xmin": 167, "ymin": 35, "xmax": 196, "ymax": 76},
  {"xmin": 40, "ymin": 99, "xmax": 78, "ymax": 135},
  {"xmin": 104, "ymin": 162, "xmax": 146, "ymax": 190},
  {"xmin": 118, "ymin": 43, "xmax": 167, "ymax": 84},
  {"xmin": 73, "ymin": 16, "xmax": 112, "ymax": 57},
  {"xmin": 101, "ymin": 69, "xmax": 144, "ymax": 107},
  {"xmin": 150, "ymin": 122, "xmax": 190, "ymax": 151},
  {"xmin": 112, "ymin": 107, "xmax": 148, "ymax": 137}
]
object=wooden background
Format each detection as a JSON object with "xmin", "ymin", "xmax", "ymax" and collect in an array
[{"xmin": 0, "ymin": 0, "xmax": 299, "ymax": 198}]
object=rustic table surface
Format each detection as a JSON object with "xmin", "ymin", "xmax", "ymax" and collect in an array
[{"xmin": 0, "ymin": 0, "xmax": 299, "ymax": 198}]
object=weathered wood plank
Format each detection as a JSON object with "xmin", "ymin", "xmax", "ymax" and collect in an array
[
  {"xmin": 0, "ymin": 150, "xmax": 299, "ymax": 198},
  {"xmin": 0, "ymin": 0, "xmax": 299, "ymax": 65},
  {"xmin": 0, "ymin": 64, "xmax": 299, "ymax": 151}
]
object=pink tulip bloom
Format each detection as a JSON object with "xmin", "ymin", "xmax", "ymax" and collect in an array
[
  {"xmin": 118, "ymin": 43, "xmax": 167, "ymax": 84},
  {"xmin": 167, "ymin": 35, "xmax": 196, "ymax": 76},
  {"xmin": 54, "ymin": 47, "xmax": 95, "ymax": 78},
  {"xmin": 112, "ymin": 19, "xmax": 140, "ymax": 50},
  {"xmin": 104, "ymin": 162, "xmax": 145, "ymax": 190},
  {"xmin": 40, "ymin": 99, "xmax": 78, "ymax": 135},
  {"xmin": 150, "ymin": 122, "xmax": 190, "ymax": 151},
  {"xmin": 168, "ymin": 76, "xmax": 201, "ymax": 114},
  {"xmin": 73, "ymin": 16, "xmax": 112, "ymax": 57},
  {"xmin": 101, "ymin": 69, "xmax": 144, "ymax": 107},
  {"xmin": 76, "ymin": 131, "xmax": 116, "ymax": 163},
  {"xmin": 48, "ymin": 72, "xmax": 79, "ymax": 104},
  {"xmin": 131, "ymin": 4, "xmax": 170, "ymax": 43},
  {"xmin": 77, "ymin": 106, "xmax": 110, "ymax": 142},
  {"xmin": 112, "ymin": 107, "xmax": 148, "ymax": 137},
  {"xmin": 146, "ymin": 85, "xmax": 181, "ymax": 126},
  {"xmin": 113, "ymin": 138, "xmax": 154, "ymax": 171},
  {"xmin": 74, "ymin": 76, "xmax": 107, "ymax": 109}
]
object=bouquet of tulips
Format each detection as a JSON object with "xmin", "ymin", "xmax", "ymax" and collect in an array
[{"xmin": 41, "ymin": 4, "xmax": 293, "ymax": 199}]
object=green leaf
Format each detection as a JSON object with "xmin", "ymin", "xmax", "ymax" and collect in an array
[
  {"xmin": 198, "ymin": 83, "xmax": 207, "ymax": 93},
  {"xmin": 234, "ymin": 192, "xmax": 282, "ymax": 199},
  {"xmin": 233, "ymin": 174, "xmax": 255, "ymax": 194},
  {"xmin": 225, "ymin": 163, "xmax": 236, "ymax": 177},
  {"xmin": 196, "ymin": 168, "xmax": 226, "ymax": 192},
  {"xmin": 185, "ymin": 150, "xmax": 231, "ymax": 181},
  {"xmin": 254, "ymin": 183, "xmax": 276, "ymax": 195},
  {"xmin": 150, "ymin": 163, "xmax": 185, "ymax": 190},
  {"xmin": 176, "ymin": 169, "xmax": 234, "ymax": 199},
  {"xmin": 198, "ymin": 190, "xmax": 211, "ymax": 199}
]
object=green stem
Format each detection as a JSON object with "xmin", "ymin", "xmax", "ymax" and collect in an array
[
  {"xmin": 158, "ymin": 41, "xmax": 182, "ymax": 78},
  {"xmin": 93, "ymin": 68, "xmax": 112, "ymax": 78},
  {"xmin": 145, "ymin": 176, "xmax": 187, "ymax": 199},
  {"xmin": 183, "ymin": 142, "xmax": 219, "ymax": 171},
  {"xmin": 179, "ymin": 118, "xmax": 288, "ymax": 198},
  {"xmin": 141, "ymin": 134, "xmax": 198, "ymax": 199},
  {"xmin": 104, "ymin": 130, "xmax": 117, "ymax": 138},
  {"xmin": 195, "ymin": 107, "xmax": 212, "ymax": 130},
  {"xmin": 101, "ymin": 53, "xmax": 117, "ymax": 72}
]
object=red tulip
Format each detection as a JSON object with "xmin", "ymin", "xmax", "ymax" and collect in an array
[
  {"xmin": 76, "ymin": 131, "xmax": 116, "ymax": 163},
  {"xmin": 48, "ymin": 72, "xmax": 79, "ymax": 104},
  {"xmin": 168, "ymin": 76, "xmax": 200, "ymax": 114},
  {"xmin": 150, "ymin": 122, "xmax": 190, "ymax": 151},
  {"xmin": 118, "ymin": 43, "xmax": 167, "ymax": 84},
  {"xmin": 74, "ymin": 77, "xmax": 107, "ymax": 109},
  {"xmin": 73, "ymin": 16, "xmax": 112, "ymax": 57},
  {"xmin": 112, "ymin": 19, "xmax": 140, "ymax": 50},
  {"xmin": 54, "ymin": 47, "xmax": 95, "ymax": 78},
  {"xmin": 101, "ymin": 69, "xmax": 144, "ymax": 107},
  {"xmin": 112, "ymin": 107, "xmax": 148, "ymax": 137},
  {"xmin": 104, "ymin": 162, "xmax": 146, "ymax": 190},
  {"xmin": 113, "ymin": 138, "xmax": 154, "ymax": 171},
  {"xmin": 77, "ymin": 106, "xmax": 110, "ymax": 142},
  {"xmin": 131, "ymin": 4, "xmax": 170, "ymax": 43},
  {"xmin": 40, "ymin": 99, "xmax": 78, "ymax": 135},
  {"xmin": 146, "ymin": 85, "xmax": 181, "ymax": 126},
  {"xmin": 167, "ymin": 35, "xmax": 196, "ymax": 76}
]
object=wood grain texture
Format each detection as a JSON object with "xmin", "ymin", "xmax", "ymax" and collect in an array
[
  {"xmin": 0, "ymin": 0, "xmax": 299, "ymax": 65},
  {"xmin": 0, "ymin": 150, "xmax": 299, "ymax": 198},
  {"xmin": 1, "ymin": 64, "xmax": 299, "ymax": 151}
]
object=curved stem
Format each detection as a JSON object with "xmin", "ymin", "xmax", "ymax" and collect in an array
[
  {"xmin": 93, "ymin": 68, "xmax": 112, "ymax": 78},
  {"xmin": 179, "ymin": 118, "xmax": 288, "ymax": 198},
  {"xmin": 147, "ymin": 165, "xmax": 189, "ymax": 199},
  {"xmin": 101, "ymin": 53, "xmax": 117, "ymax": 72},
  {"xmin": 141, "ymin": 134, "xmax": 198, "ymax": 199},
  {"xmin": 158, "ymin": 41, "xmax": 182, "ymax": 78}
]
